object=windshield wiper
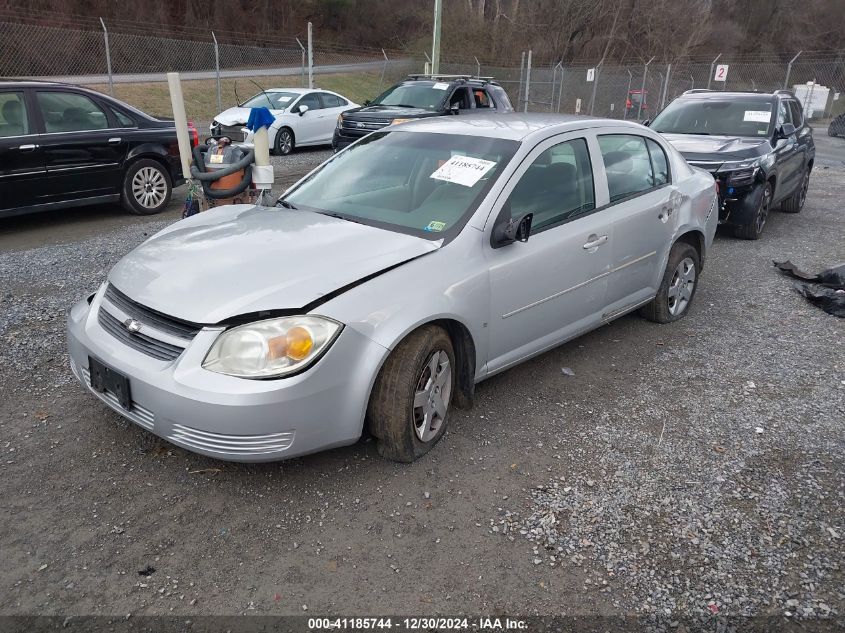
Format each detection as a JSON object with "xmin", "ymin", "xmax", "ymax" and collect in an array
[
  {"xmin": 277, "ymin": 199, "xmax": 298, "ymax": 210},
  {"xmin": 319, "ymin": 211, "xmax": 364, "ymax": 225}
]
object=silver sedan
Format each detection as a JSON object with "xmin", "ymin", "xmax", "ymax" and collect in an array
[{"xmin": 67, "ymin": 114, "xmax": 718, "ymax": 463}]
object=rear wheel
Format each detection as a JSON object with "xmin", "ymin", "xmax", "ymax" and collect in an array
[
  {"xmin": 733, "ymin": 181, "xmax": 771, "ymax": 240},
  {"xmin": 639, "ymin": 241, "xmax": 700, "ymax": 324},
  {"xmin": 121, "ymin": 159, "xmax": 172, "ymax": 215},
  {"xmin": 781, "ymin": 167, "xmax": 809, "ymax": 214},
  {"xmin": 275, "ymin": 127, "xmax": 294, "ymax": 155},
  {"xmin": 367, "ymin": 325, "xmax": 455, "ymax": 463}
]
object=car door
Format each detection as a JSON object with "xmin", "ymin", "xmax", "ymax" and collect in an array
[
  {"xmin": 485, "ymin": 134, "xmax": 611, "ymax": 374},
  {"xmin": 316, "ymin": 92, "xmax": 348, "ymax": 143},
  {"xmin": 290, "ymin": 92, "xmax": 325, "ymax": 145},
  {"xmin": 772, "ymin": 99, "xmax": 801, "ymax": 200},
  {"xmin": 34, "ymin": 89, "xmax": 128, "ymax": 201},
  {"xmin": 0, "ymin": 89, "xmax": 47, "ymax": 213},
  {"xmin": 595, "ymin": 132, "xmax": 678, "ymax": 315}
]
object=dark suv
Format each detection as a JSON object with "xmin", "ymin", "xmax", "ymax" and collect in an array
[
  {"xmin": 332, "ymin": 75, "xmax": 513, "ymax": 151},
  {"xmin": 649, "ymin": 90, "xmax": 814, "ymax": 240}
]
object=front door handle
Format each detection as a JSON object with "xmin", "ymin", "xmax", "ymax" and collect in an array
[
  {"xmin": 18, "ymin": 144, "xmax": 38, "ymax": 152},
  {"xmin": 108, "ymin": 137, "xmax": 122, "ymax": 144},
  {"xmin": 582, "ymin": 234, "xmax": 608, "ymax": 250}
]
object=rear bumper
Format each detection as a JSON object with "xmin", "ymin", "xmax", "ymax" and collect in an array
[{"xmin": 66, "ymin": 288, "xmax": 388, "ymax": 462}]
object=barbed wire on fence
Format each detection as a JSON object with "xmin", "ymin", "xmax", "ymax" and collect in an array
[{"xmin": 2, "ymin": 17, "xmax": 843, "ymax": 129}]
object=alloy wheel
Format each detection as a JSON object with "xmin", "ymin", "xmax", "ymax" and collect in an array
[
  {"xmin": 412, "ymin": 350, "xmax": 452, "ymax": 443},
  {"xmin": 755, "ymin": 185, "xmax": 771, "ymax": 235},
  {"xmin": 131, "ymin": 166, "xmax": 167, "ymax": 209},
  {"xmin": 667, "ymin": 257, "xmax": 696, "ymax": 317},
  {"xmin": 278, "ymin": 130, "xmax": 292, "ymax": 154}
]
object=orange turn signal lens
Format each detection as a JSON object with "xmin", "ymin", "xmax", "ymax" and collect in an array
[{"xmin": 285, "ymin": 326, "xmax": 314, "ymax": 361}]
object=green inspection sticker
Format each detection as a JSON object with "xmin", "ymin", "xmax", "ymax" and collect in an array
[{"xmin": 424, "ymin": 221, "xmax": 447, "ymax": 232}]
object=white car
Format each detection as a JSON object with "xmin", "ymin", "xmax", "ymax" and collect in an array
[{"xmin": 209, "ymin": 88, "xmax": 358, "ymax": 155}]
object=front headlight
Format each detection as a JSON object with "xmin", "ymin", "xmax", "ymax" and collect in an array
[
  {"xmin": 390, "ymin": 118, "xmax": 411, "ymax": 125},
  {"xmin": 202, "ymin": 316, "xmax": 342, "ymax": 379},
  {"xmin": 718, "ymin": 158, "xmax": 765, "ymax": 186},
  {"xmin": 336, "ymin": 114, "xmax": 344, "ymax": 129}
]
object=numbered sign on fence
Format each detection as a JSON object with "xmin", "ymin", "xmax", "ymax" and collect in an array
[
  {"xmin": 586, "ymin": 68, "xmax": 596, "ymax": 82},
  {"xmin": 714, "ymin": 64, "xmax": 729, "ymax": 82}
]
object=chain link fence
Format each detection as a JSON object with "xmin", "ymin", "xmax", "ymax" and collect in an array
[{"xmin": 2, "ymin": 18, "xmax": 844, "ymax": 134}]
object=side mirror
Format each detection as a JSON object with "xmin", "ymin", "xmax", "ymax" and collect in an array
[
  {"xmin": 641, "ymin": 118, "xmax": 651, "ymax": 127},
  {"xmin": 491, "ymin": 211, "xmax": 533, "ymax": 248},
  {"xmin": 298, "ymin": 104, "xmax": 309, "ymax": 116},
  {"xmin": 778, "ymin": 122, "xmax": 796, "ymax": 138},
  {"xmin": 450, "ymin": 103, "xmax": 460, "ymax": 115},
  {"xmin": 363, "ymin": 100, "xmax": 371, "ymax": 106}
]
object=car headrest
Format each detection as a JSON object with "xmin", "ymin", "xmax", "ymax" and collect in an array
[{"xmin": 603, "ymin": 150, "xmax": 632, "ymax": 172}]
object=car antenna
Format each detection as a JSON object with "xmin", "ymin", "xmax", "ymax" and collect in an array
[
  {"xmin": 249, "ymin": 79, "xmax": 272, "ymax": 108},
  {"xmin": 234, "ymin": 81, "xmax": 241, "ymax": 107}
]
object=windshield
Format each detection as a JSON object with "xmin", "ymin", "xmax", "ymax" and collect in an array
[
  {"xmin": 281, "ymin": 131, "xmax": 519, "ymax": 239},
  {"xmin": 651, "ymin": 99, "xmax": 774, "ymax": 137},
  {"xmin": 241, "ymin": 91, "xmax": 300, "ymax": 109},
  {"xmin": 371, "ymin": 83, "xmax": 450, "ymax": 109}
]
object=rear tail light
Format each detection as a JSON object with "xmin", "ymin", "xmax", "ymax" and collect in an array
[{"xmin": 188, "ymin": 120, "xmax": 199, "ymax": 148}]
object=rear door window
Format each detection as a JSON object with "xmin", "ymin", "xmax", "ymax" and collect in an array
[
  {"xmin": 320, "ymin": 93, "xmax": 348, "ymax": 108},
  {"xmin": 646, "ymin": 139, "xmax": 670, "ymax": 186},
  {"xmin": 0, "ymin": 92, "xmax": 29, "ymax": 137},
  {"xmin": 36, "ymin": 91, "xmax": 109, "ymax": 133},
  {"xmin": 598, "ymin": 134, "xmax": 657, "ymax": 202}
]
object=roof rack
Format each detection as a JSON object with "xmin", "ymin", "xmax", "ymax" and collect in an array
[
  {"xmin": 773, "ymin": 89, "xmax": 794, "ymax": 96},
  {"xmin": 683, "ymin": 89, "xmax": 715, "ymax": 94},
  {"xmin": 405, "ymin": 74, "xmax": 495, "ymax": 83}
]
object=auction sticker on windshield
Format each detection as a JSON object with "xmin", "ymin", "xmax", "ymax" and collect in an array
[
  {"xmin": 743, "ymin": 110, "xmax": 771, "ymax": 123},
  {"xmin": 433, "ymin": 82, "xmax": 450, "ymax": 90},
  {"xmin": 430, "ymin": 155, "xmax": 496, "ymax": 187}
]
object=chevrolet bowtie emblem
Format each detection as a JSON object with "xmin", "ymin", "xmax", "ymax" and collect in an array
[
  {"xmin": 123, "ymin": 318, "xmax": 142, "ymax": 334},
  {"xmin": 356, "ymin": 122, "xmax": 365, "ymax": 128}
]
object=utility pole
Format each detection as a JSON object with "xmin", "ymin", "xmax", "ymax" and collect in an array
[{"xmin": 431, "ymin": 0, "xmax": 442, "ymax": 75}]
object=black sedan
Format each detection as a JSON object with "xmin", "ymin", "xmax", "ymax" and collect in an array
[{"xmin": 0, "ymin": 81, "xmax": 196, "ymax": 218}]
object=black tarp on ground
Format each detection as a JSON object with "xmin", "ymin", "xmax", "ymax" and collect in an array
[{"xmin": 774, "ymin": 260, "xmax": 845, "ymax": 318}]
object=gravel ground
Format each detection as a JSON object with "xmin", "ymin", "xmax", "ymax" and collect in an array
[{"xmin": 0, "ymin": 160, "xmax": 842, "ymax": 628}]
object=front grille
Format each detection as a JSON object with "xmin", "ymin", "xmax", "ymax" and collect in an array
[
  {"xmin": 341, "ymin": 119, "xmax": 391, "ymax": 136},
  {"xmin": 98, "ymin": 309, "xmax": 185, "ymax": 361},
  {"xmin": 104, "ymin": 285, "xmax": 200, "ymax": 340},
  {"xmin": 687, "ymin": 160, "xmax": 723, "ymax": 175},
  {"xmin": 168, "ymin": 423, "xmax": 294, "ymax": 456},
  {"xmin": 217, "ymin": 124, "xmax": 245, "ymax": 139},
  {"xmin": 82, "ymin": 367, "xmax": 155, "ymax": 430}
]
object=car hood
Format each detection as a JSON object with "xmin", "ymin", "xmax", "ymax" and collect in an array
[
  {"xmin": 107, "ymin": 205, "xmax": 440, "ymax": 324},
  {"xmin": 344, "ymin": 105, "xmax": 441, "ymax": 120},
  {"xmin": 661, "ymin": 133, "xmax": 772, "ymax": 162},
  {"xmin": 214, "ymin": 107, "xmax": 283, "ymax": 126}
]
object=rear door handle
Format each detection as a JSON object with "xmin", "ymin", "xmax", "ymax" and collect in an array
[
  {"xmin": 582, "ymin": 234, "xmax": 608, "ymax": 250},
  {"xmin": 18, "ymin": 144, "xmax": 38, "ymax": 152},
  {"xmin": 108, "ymin": 137, "xmax": 122, "ymax": 144}
]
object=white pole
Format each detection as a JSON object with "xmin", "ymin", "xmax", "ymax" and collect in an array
[
  {"xmin": 167, "ymin": 73, "xmax": 192, "ymax": 179},
  {"xmin": 431, "ymin": 0, "xmax": 442, "ymax": 75},
  {"xmin": 524, "ymin": 50, "xmax": 532, "ymax": 113},
  {"xmin": 307, "ymin": 22, "xmax": 313, "ymax": 89}
]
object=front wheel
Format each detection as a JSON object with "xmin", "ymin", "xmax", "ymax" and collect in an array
[
  {"xmin": 639, "ymin": 241, "xmax": 700, "ymax": 324},
  {"xmin": 367, "ymin": 325, "xmax": 455, "ymax": 463},
  {"xmin": 733, "ymin": 181, "xmax": 771, "ymax": 240},
  {"xmin": 121, "ymin": 159, "xmax": 172, "ymax": 215},
  {"xmin": 781, "ymin": 168, "xmax": 809, "ymax": 214}
]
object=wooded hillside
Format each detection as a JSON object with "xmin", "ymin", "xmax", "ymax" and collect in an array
[{"xmin": 4, "ymin": 0, "xmax": 844, "ymax": 63}]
